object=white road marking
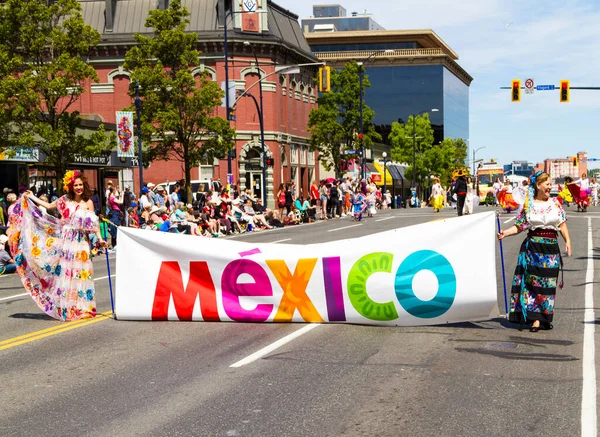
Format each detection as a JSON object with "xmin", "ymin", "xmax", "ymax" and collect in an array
[
  {"xmin": 0, "ymin": 293, "xmax": 28, "ymax": 302},
  {"xmin": 328, "ymin": 224, "xmax": 362, "ymax": 232},
  {"xmin": 270, "ymin": 238, "xmax": 292, "ymax": 244},
  {"xmin": 504, "ymin": 217, "xmax": 516, "ymax": 224},
  {"xmin": 230, "ymin": 324, "xmax": 321, "ymax": 368},
  {"xmin": 581, "ymin": 217, "xmax": 597, "ymax": 437},
  {"xmin": 376, "ymin": 217, "xmax": 395, "ymax": 222},
  {"xmin": 0, "ymin": 274, "xmax": 115, "ymax": 303}
]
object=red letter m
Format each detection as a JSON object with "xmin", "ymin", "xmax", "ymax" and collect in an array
[{"xmin": 151, "ymin": 261, "xmax": 220, "ymax": 321}]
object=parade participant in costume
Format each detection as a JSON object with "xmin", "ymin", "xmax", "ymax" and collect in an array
[
  {"xmin": 7, "ymin": 171, "xmax": 108, "ymax": 321},
  {"xmin": 558, "ymin": 176, "xmax": 574, "ymax": 205},
  {"xmin": 492, "ymin": 177, "xmax": 502, "ymax": 206},
  {"xmin": 574, "ymin": 173, "xmax": 590, "ymax": 197},
  {"xmin": 430, "ymin": 177, "xmax": 444, "ymax": 213},
  {"xmin": 512, "ymin": 179, "xmax": 528, "ymax": 213},
  {"xmin": 463, "ymin": 177, "xmax": 475, "ymax": 215},
  {"xmin": 590, "ymin": 178, "xmax": 599, "ymax": 207},
  {"xmin": 498, "ymin": 171, "xmax": 571, "ymax": 332},
  {"xmin": 453, "ymin": 170, "xmax": 468, "ymax": 216},
  {"xmin": 497, "ymin": 180, "xmax": 519, "ymax": 213}
]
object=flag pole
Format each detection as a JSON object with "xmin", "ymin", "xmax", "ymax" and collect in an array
[{"xmin": 496, "ymin": 212, "xmax": 509, "ymax": 316}]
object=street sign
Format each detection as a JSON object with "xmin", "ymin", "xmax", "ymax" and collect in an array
[
  {"xmin": 525, "ymin": 78, "xmax": 534, "ymax": 94},
  {"xmin": 536, "ymin": 85, "xmax": 555, "ymax": 91},
  {"xmin": 343, "ymin": 150, "xmax": 356, "ymax": 155}
]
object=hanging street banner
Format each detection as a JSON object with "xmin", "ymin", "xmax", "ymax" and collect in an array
[
  {"xmin": 115, "ymin": 213, "xmax": 499, "ymax": 325},
  {"xmin": 116, "ymin": 111, "xmax": 135, "ymax": 158}
]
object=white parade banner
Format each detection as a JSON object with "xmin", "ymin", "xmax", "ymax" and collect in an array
[{"xmin": 115, "ymin": 212, "xmax": 499, "ymax": 325}]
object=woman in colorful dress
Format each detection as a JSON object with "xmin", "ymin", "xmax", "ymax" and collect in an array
[
  {"xmin": 7, "ymin": 171, "xmax": 107, "ymax": 321},
  {"xmin": 430, "ymin": 177, "xmax": 444, "ymax": 213},
  {"xmin": 498, "ymin": 171, "xmax": 572, "ymax": 332}
]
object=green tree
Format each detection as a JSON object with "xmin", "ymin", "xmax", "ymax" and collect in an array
[
  {"xmin": 389, "ymin": 114, "xmax": 435, "ymax": 188},
  {"xmin": 123, "ymin": 0, "xmax": 234, "ymax": 201},
  {"xmin": 426, "ymin": 138, "xmax": 468, "ymax": 184},
  {"xmin": 308, "ymin": 62, "xmax": 381, "ymax": 178},
  {"xmin": 0, "ymin": 0, "xmax": 113, "ymax": 188},
  {"xmin": 390, "ymin": 114, "xmax": 468, "ymax": 190}
]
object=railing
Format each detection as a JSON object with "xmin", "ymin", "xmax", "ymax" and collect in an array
[{"xmin": 316, "ymin": 48, "xmax": 445, "ymax": 59}]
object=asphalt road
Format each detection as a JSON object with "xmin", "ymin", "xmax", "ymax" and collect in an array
[{"xmin": 1, "ymin": 205, "xmax": 598, "ymax": 437}]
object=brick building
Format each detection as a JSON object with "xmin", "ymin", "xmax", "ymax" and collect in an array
[
  {"xmin": 76, "ymin": 0, "xmax": 319, "ymax": 207},
  {"xmin": 537, "ymin": 151, "xmax": 588, "ymax": 183}
]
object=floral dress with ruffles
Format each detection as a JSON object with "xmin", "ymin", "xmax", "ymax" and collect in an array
[{"xmin": 8, "ymin": 195, "xmax": 99, "ymax": 321}]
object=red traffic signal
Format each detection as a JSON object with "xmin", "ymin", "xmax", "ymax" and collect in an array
[
  {"xmin": 358, "ymin": 133, "xmax": 364, "ymax": 140},
  {"xmin": 265, "ymin": 157, "xmax": 274, "ymax": 166},
  {"xmin": 560, "ymin": 80, "xmax": 570, "ymax": 103},
  {"xmin": 573, "ymin": 156, "xmax": 577, "ymax": 166},
  {"xmin": 511, "ymin": 79, "xmax": 521, "ymax": 102}
]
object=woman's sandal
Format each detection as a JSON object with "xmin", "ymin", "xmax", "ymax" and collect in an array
[{"xmin": 530, "ymin": 324, "xmax": 541, "ymax": 333}]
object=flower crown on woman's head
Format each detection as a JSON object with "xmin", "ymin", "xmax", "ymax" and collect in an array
[{"xmin": 63, "ymin": 170, "xmax": 81, "ymax": 192}]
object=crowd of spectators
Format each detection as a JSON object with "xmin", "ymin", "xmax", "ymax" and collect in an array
[{"xmin": 0, "ymin": 174, "xmax": 399, "ymax": 270}]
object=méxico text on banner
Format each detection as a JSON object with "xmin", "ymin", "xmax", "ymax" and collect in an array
[{"xmin": 115, "ymin": 212, "xmax": 499, "ymax": 325}]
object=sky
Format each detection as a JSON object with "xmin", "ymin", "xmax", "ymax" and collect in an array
[{"xmin": 272, "ymin": 0, "xmax": 600, "ymax": 169}]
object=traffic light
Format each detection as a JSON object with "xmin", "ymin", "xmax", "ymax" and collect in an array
[
  {"xmin": 560, "ymin": 80, "xmax": 570, "ymax": 103},
  {"xmin": 319, "ymin": 66, "xmax": 331, "ymax": 92},
  {"xmin": 265, "ymin": 157, "xmax": 274, "ymax": 166},
  {"xmin": 511, "ymin": 79, "xmax": 521, "ymax": 102},
  {"xmin": 573, "ymin": 156, "xmax": 577, "ymax": 166},
  {"xmin": 227, "ymin": 107, "xmax": 236, "ymax": 121}
]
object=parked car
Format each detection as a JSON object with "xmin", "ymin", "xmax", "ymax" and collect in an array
[{"xmin": 154, "ymin": 179, "xmax": 222, "ymax": 197}]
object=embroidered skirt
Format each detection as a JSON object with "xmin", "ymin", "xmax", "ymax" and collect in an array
[{"xmin": 509, "ymin": 230, "xmax": 561, "ymax": 325}]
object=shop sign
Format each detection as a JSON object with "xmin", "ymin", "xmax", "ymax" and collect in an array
[
  {"xmin": 72, "ymin": 153, "xmax": 111, "ymax": 166},
  {"xmin": 0, "ymin": 147, "xmax": 39, "ymax": 162}
]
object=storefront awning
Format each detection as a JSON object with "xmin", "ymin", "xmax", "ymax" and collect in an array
[
  {"xmin": 372, "ymin": 161, "xmax": 394, "ymax": 186},
  {"xmin": 387, "ymin": 164, "xmax": 405, "ymax": 182}
]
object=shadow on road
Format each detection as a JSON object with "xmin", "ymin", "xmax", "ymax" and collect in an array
[{"xmin": 9, "ymin": 312, "xmax": 54, "ymax": 321}]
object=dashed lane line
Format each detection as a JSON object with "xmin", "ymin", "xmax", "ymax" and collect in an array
[
  {"xmin": 230, "ymin": 324, "xmax": 321, "ymax": 368},
  {"xmin": 327, "ymin": 224, "xmax": 362, "ymax": 232}
]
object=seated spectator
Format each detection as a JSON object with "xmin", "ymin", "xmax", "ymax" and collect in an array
[
  {"xmin": 302, "ymin": 198, "xmax": 317, "ymax": 222},
  {"xmin": 284, "ymin": 204, "xmax": 301, "ymax": 225},
  {"xmin": 232, "ymin": 198, "xmax": 253, "ymax": 225},
  {"xmin": 243, "ymin": 198, "xmax": 273, "ymax": 229},
  {"xmin": 149, "ymin": 206, "xmax": 164, "ymax": 225},
  {"xmin": 0, "ymin": 235, "xmax": 16, "ymax": 275},
  {"xmin": 141, "ymin": 204, "xmax": 152, "ymax": 224}
]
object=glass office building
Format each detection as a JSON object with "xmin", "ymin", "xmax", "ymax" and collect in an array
[{"xmin": 362, "ymin": 64, "xmax": 469, "ymax": 144}]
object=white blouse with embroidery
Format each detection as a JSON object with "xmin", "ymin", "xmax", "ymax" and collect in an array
[{"xmin": 515, "ymin": 198, "xmax": 567, "ymax": 231}]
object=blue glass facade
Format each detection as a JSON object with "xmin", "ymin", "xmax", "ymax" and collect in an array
[{"xmin": 362, "ymin": 65, "xmax": 469, "ymax": 144}]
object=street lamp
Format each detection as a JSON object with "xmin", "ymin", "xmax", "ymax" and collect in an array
[
  {"xmin": 382, "ymin": 151, "xmax": 390, "ymax": 204},
  {"xmin": 358, "ymin": 49, "xmax": 393, "ymax": 180},
  {"xmin": 223, "ymin": 9, "xmax": 267, "ymax": 187},
  {"xmin": 243, "ymin": 41, "xmax": 266, "ymax": 205},
  {"xmin": 473, "ymin": 146, "xmax": 486, "ymax": 199},
  {"xmin": 411, "ymin": 108, "xmax": 439, "ymax": 194}
]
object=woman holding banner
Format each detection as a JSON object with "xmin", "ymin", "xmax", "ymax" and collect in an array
[
  {"xmin": 7, "ymin": 171, "xmax": 108, "ymax": 321},
  {"xmin": 498, "ymin": 171, "xmax": 571, "ymax": 332}
]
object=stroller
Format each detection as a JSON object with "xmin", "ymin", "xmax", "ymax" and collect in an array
[
  {"xmin": 352, "ymin": 193, "xmax": 367, "ymax": 221},
  {"xmin": 567, "ymin": 183, "xmax": 590, "ymax": 212}
]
